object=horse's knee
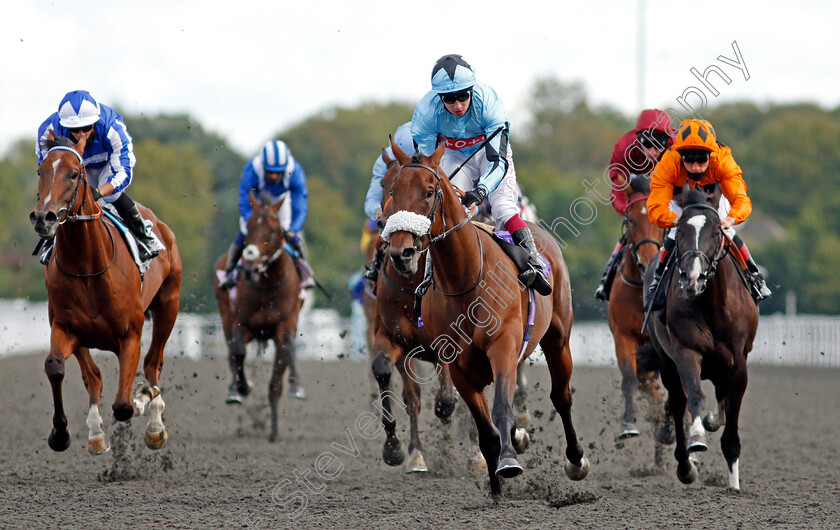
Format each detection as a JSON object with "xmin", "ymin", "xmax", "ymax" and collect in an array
[
  {"xmin": 372, "ymin": 354, "xmax": 392, "ymax": 383},
  {"xmin": 44, "ymin": 356, "xmax": 65, "ymax": 381}
]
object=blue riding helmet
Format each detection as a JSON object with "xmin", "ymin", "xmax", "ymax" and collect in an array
[
  {"xmin": 58, "ymin": 90, "xmax": 101, "ymax": 128},
  {"xmin": 262, "ymin": 140, "xmax": 293, "ymax": 173},
  {"xmin": 431, "ymin": 54, "xmax": 476, "ymax": 94}
]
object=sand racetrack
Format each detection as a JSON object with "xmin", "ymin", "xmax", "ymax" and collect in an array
[{"xmin": 1, "ymin": 346, "xmax": 837, "ymax": 529}]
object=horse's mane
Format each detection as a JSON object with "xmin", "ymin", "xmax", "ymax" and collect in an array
[
  {"xmin": 257, "ymin": 191, "xmax": 275, "ymax": 207},
  {"xmin": 410, "ymin": 153, "xmax": 423, "ymax": 164},
  {"xmin": 44, "ymin": 136, "xmax": 75, "ymax": 150},
  {"xmin": 677, "ymin": 186, "xmax": 711, "ymax": 209}
]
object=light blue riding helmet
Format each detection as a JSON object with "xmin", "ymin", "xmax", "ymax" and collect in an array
[
  {"xmin": 58, "ymin": 90, "xmax": 101, "ymax": 128},
  {"xmin": 261, "ymin": 140, "xmax": 294, "ymax": 174},
  {"xmin": 431, "ymin": 54, "xmax": 476, "ymax": 94}
]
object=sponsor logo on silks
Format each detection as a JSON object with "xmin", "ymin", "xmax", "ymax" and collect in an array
[{"xmin": 438, "ymin": 134, "xmax": 486, "ymax": 150}]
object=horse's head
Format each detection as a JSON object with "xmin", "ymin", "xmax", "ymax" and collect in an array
[
  {"xmin": 241, "ymin": 192, "xmax": 287, "ymax": 282},
  {"xmin": 382, "ymin": 142, "xmax": 448, "ymax": 276},
  {"xmin": 619, "ymin": 173, "xmax": 662, "ymax": 273},
  {"xmin": 674, "ymin": 182, "xmax": 724, "ymax": 297},
  {"xmin": 29, "ymin": 133, "xmax": 90, "ymax": 238}
]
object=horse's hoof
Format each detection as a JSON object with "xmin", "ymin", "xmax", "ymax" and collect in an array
[
  {"xmin": 382, "ymin": 439, "xmax": 405, "ymax": 466},
  {"xmin": 688, "ymin": 433, "xmax": 708, "ymax": 453},
  {"xmin": 513, "ymin": 428, "xmax": 530, "ymax": 454},
  {"xmin": 88, "ymin": 435, "xmax": 110, "ymax": 455},
  {"xmin": 113, "ymin": 403, "xmax": 134, "ymax": 422},
  {"xmin": 678, "ymin": 459, "xmax": 699, "ymax": 484},
  {"xmin": 702, "ymin": 412, "xmax": 721, "ymax": 432},
  {"xmin": 564, "ymin": 455, "xmax": 590, "ymax": 481},
  {"xmin": 515, "ymin": 410, "xmax": 531, "ymax": 429},
  {"xmin": 145, "ymin": 429, "xmax": 167, "ymax": 450},
  {"xmin": 48, "ymin": 428, "xmax": 71, "ymax": 452},
  {"xmin": 225, "ymin": 393, "xmax": 243, "ymax": 405},
  {"xmin": 618, "ymin": 423, "xmax": 641, "ymax": 440},
  {"xmin": 404, "ymin": 450, "xmax": 428, "ymax": 473},
  {"xmin": 269, "ymin": 431, "xmax": 278, "ymax": 443},
  {"xmin": 287, "ymin": 385, "xmax": 306, "ymax": 400},
  {"xmin": 236, "ymin": 381, "xmax": 252, "ymax": 397},
  {"xmin": 655, "ymin": 420, "xmax": 676, "ymax": 445},
  {"xmin": 496, "ymin": 457, "xmax": 523, "ymax": 478},
  {"xmin": 434, "ymin": 397, "xmax": 456, "ymax": 423}
]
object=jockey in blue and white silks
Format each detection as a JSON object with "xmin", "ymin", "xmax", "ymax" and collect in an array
[
  {"xmin": 220, "ymin": 140, "xmax": 311, "ymax": 291},
  {"xmin": 408, "ymin": 54, "xmax": 551, "ymax": 296},
  {"xmin": 35, "ymin": 90, "xmax": 162, "ymax": 261},
  {"xmin": 365, "ymin": 122, "xmax": 416, "ymax": 221}
]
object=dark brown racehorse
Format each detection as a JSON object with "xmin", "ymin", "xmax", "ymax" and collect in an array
[
  {"xmin": 29, "ymin": 135, "xmax": 182, "ymax": 454},
  {"xmin": 641, "ymin": 184, "xmax": 758, "ymax": 490},
  {"xmin": 606, "ymin": 174, "xmax": 672, "ymax": 449},
  {"xmin": 385, "ymin": 143, "xmax": 589, "ymax": 500},
  {"xmin": 368, "ymin": 149, "xmax": 458, "ymax": 473},
  {"xmin": 214, "ymin": 193, "xmax": 303, "ymax": 442}
]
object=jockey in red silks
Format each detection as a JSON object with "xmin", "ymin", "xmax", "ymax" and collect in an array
[{"xmin": 594, "ymin": 109, "xmax": 673, "ymax": 301}]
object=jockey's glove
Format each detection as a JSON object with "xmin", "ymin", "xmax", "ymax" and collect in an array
[
  {"xmin": 286, "ymin": 231, "xmax": 302, "ymax": 251},
  {"xmin": 91, "ymin": 187, "xmax": 102, "ymax": 201},
  {"xmin": 461, "ymin": 187, "xmax": 487, "ymax": 209}
]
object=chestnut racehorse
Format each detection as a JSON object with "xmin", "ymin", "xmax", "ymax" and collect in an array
[
  {"xmin": 606, "ymin": 174, "xmax": 673, "ymax": 451},
  {"xmin": 641, "ymin": 184, "xmax": 758, "ymax": 490},
  {"xmin": 384, "ymin": 143, "xmax": 589, "ymax": 500},
  {"xmin": 214, "ymin": 193, "xmax": 303, "ymax": 442},
  {"xmin": 30, "ymin": 135, "xmax": 182, "ymax": 454},
  {"xmin": 368, "ymin": 150, "xmax": 458, "ymax": 473}
]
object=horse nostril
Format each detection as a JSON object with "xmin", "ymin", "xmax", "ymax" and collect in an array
[
  {"xmin": 29, "ymin": 211, "xmax": 38, "ymax": 225},
  {"xmin": 401, "ymin": 247, "xmax": 415, "ymax": 260},
  {"xmin": 44, "ymin": 211, "xmax": 57, "ymax": 224}
]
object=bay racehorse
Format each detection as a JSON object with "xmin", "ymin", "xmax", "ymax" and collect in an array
[
  {"xmin": 384, "ymin": 143, "xmax": 589, "ymax": 500},
  {"xmin": 29, "ymin": 135, "xmax": 182, "ymax": 454},
  {"xmin": 606, "ymin": 174, "xmax": 673, "ymax": 451},
  {"xmin": 640, "ymin": 183, "xmax": 758, "ymax": 489},
  {"xmin": 214, "ymin": 193, "xmax": 304, "ymax": 442},
  {"xmin": 368, "ymin": 149, "xmax": 459, "ymax": 473}
]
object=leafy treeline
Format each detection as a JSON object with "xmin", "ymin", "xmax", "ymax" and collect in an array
[{"xmin": 2, "ymin": 78, "xmax": 838, "ymax": 317}]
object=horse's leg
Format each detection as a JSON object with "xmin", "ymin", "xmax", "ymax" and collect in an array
[
  {"xmin": 661, "ymin": 362, "xmax": 698, "ymax": 484},
  {"xmin": 672, "ymin": 347, "xmax": 708, "ymax": 452},
  {"xmin": 371, "ymin": 335, "xmax": 405, "ymax": 466},
  {"xmin": 395, "ymin": 354, "xmax": 426, "ymax": 473},
  {"xmin": 487, "ymin": 338, "xmax": 524, "ymax": 478},
  {"xmin": 45, "ymin": 330, "xmax": 75, "ymax": 451},
  {"xmin": 615, "ymin": 334, "xmax": 641, "ymax": 439},
  {"xmin": 702, "ymin": 384, "xmax": 727, "ymax": 433},
  {"xmin": 540, "ymin": 332, "xmax": 590, "ymax": 480},
  {"xmin": 720, "ymin": 360, "xmax": 748, "ymax": 490},
  {"xmin": 76, "ymin": 347, "xmax": 109, "ymax": 455},
  {"xmin": 434, "ymin": 361, "xmax": 457, "ymax": 425},
  {"xmin": 268, "ymin": 327, "xmax": 292, "ymax": 442},
  {"xmin": 513, "ymin": 362, "xmax": 531, "ymax": 429},
  {"xmin": 114, "ymin": 331, "xmax": 143, "ymax": 422},
  {"xmin": 226, "ymin": 326, "xmax": 251, "ymax": 403},
  {"xmin": 284, "ymin": 324, "xmax": 305, "ymax": 400},
  {"xmin": 449, "ymin": 363, "xmax": 502, "ymax": 501}
]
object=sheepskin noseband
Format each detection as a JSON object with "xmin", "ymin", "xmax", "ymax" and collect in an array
[{"xmin": 381, "ymin": 211, "xmax": 431, "ymax": 243}]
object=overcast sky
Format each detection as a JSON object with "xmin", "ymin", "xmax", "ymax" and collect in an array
[{"xmin": 2, "ymin": 0, "xmax": 838, "ymax": 160}]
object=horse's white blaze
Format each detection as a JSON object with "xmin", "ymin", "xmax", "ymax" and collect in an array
[
  {"xmin": 641, "ymin": 207, "xmax": 647, "ymax": 214},
  {"xmin": 689, "ymin": 257, "xmax": 703, "ymax": 284},
  {"xmin": 51, "ymin": 159, "xmax": 61, "ymax": 173},
  {"xmin": 689, "ymin": 416, "xmax": 705, "ymax": 438},
  {"xmin": 729, "ymin": 459, "xmax": 740, "ymax": 490},
  {"xmin": 687, "ymin": 214, "xmax": 706, "ymax": 250},
  {"xmin": 43, "ymin": 193, "xmax": 52, "ymax": 207},
  {"xmin": 86, "ymin": 403, "xmax": 105, "ymax": 438},
  {"xmin": 242, "ymin": 244, "xmax": 260, "ymax": 261},
  {"xmin": 147, "ymin": 394, "xmax": 166, "ymax": 435}
]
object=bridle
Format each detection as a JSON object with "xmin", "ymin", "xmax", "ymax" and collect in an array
[
  {"xmin": 242, "ymin": 210, "xmax": 288, "ymax": 288},
  {"xmin": 618, "ymin": 194, "xmax": 661, "ymax": 287},
  {"xmin": 676, "ymin": 203, "xmax": 726, "ymax": 287}
]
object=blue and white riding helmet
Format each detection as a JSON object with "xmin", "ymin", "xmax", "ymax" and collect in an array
[
  {"xmin": 261, "ymin": 140, "xmax": 295, "ymax": 175},
  {"xmin": 58, "ymin": 90, "xmax": 101, "ymax": 128},
  {"xmin": 431, "ymin": 54, "xmax": 476, "ymax": 94}
]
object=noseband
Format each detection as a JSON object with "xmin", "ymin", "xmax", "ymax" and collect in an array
[
  {"xmin": 244, "ymin": 210, "xmax": 287, "ymax": 280},
  {"xmin": 46, "ymin": 146, "xmax": 102, "ymax": 224}
]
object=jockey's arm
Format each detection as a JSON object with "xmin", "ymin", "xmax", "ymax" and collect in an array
[
  {"xmin": 365, "ymin": 156, "xmax": 386, "ymax": 220},
  {"xmin": 476, "ymin": 123, "xmax": 509, "ymax": 194},
  {"xmin": 103, "ymin": 121, "xmax": 135, "ymax": 196},
  {"xmin": 288, "ymin": 165, "xmax": 308, "ymax": 234},
  {"xmin": 237, "ymin": 162, "xmax": 260, "ymax": 220}
]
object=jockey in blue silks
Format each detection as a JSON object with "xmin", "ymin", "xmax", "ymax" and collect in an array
[
  {"xmin": 36, "ymin": 90, "xmax": 163, "ymax": 261},
  {"xmin": 410, "ymin": 54, "xmax": 551, "ymax": 295},
  {"xmin": 219, "ymin": 140, "xmax": 310, "ymax": 291},
  {"xmin": 362, "ymin": 122, "xmax": 416, "ymax": 281}
]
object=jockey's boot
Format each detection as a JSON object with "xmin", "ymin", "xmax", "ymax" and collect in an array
[
  {"xmin": 745, "ymin": 256, "xmax": 772, "ymax": 302},
  {"xmin": 123, "ymin": 204, "xmax": 161, "ymax": 261},
  {"xmin": 220, "ymin": 241, "xmax": 244, "ymax": 291},
  {"xmin": 364, "ymin": 246, "xmax": 385, "ymax": 282},
  {"xmin": 644, "ymin": 241, "xmax": 673, "ymax": 312},
  {"xmin": 511, "ymin": 228, "xmax": 552, "ymax": 296}
]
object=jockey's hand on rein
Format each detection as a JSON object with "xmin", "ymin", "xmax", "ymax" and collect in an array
[
  {"xmin": 91, "ymin": 187, "xmax": 102, "ymax": 201},
  {"xmin": 461, "ymin": 187, "xmax": 487, "ymax": 209}
]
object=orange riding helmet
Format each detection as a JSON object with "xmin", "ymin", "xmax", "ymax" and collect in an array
[{"xmin": 673, "ymin": 119, "xmax": 717, "ymax": 152}]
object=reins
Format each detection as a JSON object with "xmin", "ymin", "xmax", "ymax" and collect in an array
[{"xmin": 619, "ymin": 194, "xmax": 661, "ymax": 288}]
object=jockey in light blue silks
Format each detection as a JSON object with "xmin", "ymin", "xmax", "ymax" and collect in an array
[
  {"xmin": 219, "ymin": 140, "xmax": 311, "ymax": 291},
  {"xmin": 362, "ymin": 122, "xmax": 417, "ymax": 281},
  {"xmin": 410, "ymin": 54, "xmax": 551, "ymax": 295},
  {"xmin": 36, "ymin": 90, "xmax": 163, "ymax": 261}
]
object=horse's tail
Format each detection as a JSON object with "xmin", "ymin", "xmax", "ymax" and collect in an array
[{"xmin": 635, "ymin": 342, "xmax": 660, "ymax": 373}]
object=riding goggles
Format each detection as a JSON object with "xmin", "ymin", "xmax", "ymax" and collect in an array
[
  {"xmin": 68, "ymin": 124, "xmax": 94, "ymax": 133},
  {"xmin": 439, "ymin": 89, "xmax": 472, "ymax": 104},
  {"xmin": 680, "ymin": 151, "xmax": 710, "ymax": 164}
]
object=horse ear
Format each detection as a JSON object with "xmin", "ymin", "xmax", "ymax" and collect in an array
[
  {"xmin": 613, "ymin": 172, "xmax": 629, "ymax": 197},
  {"xmin": 249, "ymin": 190, "xmax": 259, "ymax": 210},
  {"xmin": 391, "ymin": 135, "xmax": 409, "ymax": 165},
  {"xmin": 46, "ymin": 130, "xmax": 56, "ymax": 142},
  {"xmin": 268, "ymin": 195, "xmax": 284, "ymax": 216},
  {"xmin": 74, "ymin": 132, "xmax": 88, "ymax": 154},
  {"xmin": 382, "ymin": 148, "xmax": 393, "ymax": 167},
  {"xmin": 709, "ymin": 182, "xmax": 722, "ymax": 208},
  {"xmin": 430, "ymin": 142, "xmax": 446, "ymax": 167}
]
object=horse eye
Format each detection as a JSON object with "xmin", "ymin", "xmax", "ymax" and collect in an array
[{"xmin": 425, "ymin": 189, "xmax": 434, "ymax": 198}]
